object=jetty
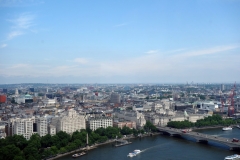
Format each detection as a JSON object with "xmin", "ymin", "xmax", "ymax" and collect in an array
[{"xmin": 114, "ymin": 139, "xmax": 132, "ymax": 147}]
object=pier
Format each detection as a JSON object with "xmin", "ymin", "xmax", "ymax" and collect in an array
[
  {"xmin": 157, "ymin": 126, "xmax": 240, "ymax": 150},
  {"xmin": 114, "ymin": 139, "xmax": 132, "ymax": 147}
]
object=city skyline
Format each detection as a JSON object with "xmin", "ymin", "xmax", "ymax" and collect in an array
[{"xmin": 0, "ymin": 0, "xmax": 240, "ymax": 84}]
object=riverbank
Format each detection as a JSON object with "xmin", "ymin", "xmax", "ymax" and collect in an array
[{"xmin": 46, "ymin": 132, "xmax": 161, "ymax": 160}]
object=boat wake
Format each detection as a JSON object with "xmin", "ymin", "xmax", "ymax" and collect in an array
[{"xmin": 141, "ymin": 142, "xmax": 172, "ymax": 152}]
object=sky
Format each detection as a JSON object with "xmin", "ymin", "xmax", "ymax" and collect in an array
[{"xmin": 0, "ymin": 0, "xmax": 240, "ymax": 84}]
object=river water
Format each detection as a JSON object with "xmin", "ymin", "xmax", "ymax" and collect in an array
[{"xmin": 58, "ymin": 127, "xmax": 240, "ymax": 160}]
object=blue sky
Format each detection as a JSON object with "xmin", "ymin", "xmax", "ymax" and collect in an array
[{"xmin": 0, "ymin": 0, "xmax": 240, "ymax": 84}]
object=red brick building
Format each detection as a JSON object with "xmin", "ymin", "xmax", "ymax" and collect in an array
[
  {"xmin": 0, "ymin": 95, "xmax": 6, "ymax": 103},
  {"xmin": 113, "ymin": 121, "xmax": 136, "ymax": 129}
]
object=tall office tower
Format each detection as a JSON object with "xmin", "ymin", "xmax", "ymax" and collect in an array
[
  {"xmin": 37, "ymin": 117, "xmax": 48, "ymax": 137},
  {"xmin": 3, "ymin": 89, "xmax": 7, "ymax": 93},
  {"xmin": 12, "ymin": 118, "xmax": 33, "ymax": 140},
  {"xmin": 221, "ymin": 84, "xmax": 225, "ymax": 91},
  {"xmin": 15, "ymin": 88, "xmax": 19, "ymax": 96},
  {"xmin": 29, "ymin": 88, "xmax": 34, "ymax": 92},
  {"xmin": 51, "ymin": 109, "xmax": 85, "ymax": 134},
  {"xmin": 110, "ymin": 92, "xmax": 120, "ymax": 103}
]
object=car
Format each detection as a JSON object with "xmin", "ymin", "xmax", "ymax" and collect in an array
[{"xmin": 232, "ymin": 138, "xmax": 239, "ymax": 142}]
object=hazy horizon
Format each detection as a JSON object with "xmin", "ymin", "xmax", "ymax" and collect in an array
[{"xmin": 1, "ymin": 0, "xmax": 239, "ymax": 84}]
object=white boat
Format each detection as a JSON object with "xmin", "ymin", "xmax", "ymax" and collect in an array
[
  {"xmin": 127, "ymin": 149, "xmax": 141, "ymax": 157},
  {"xmin": 222, "ymin": 127, "xmax": 232, "ymax": 131},
  {"xmin": 72, "ymin": 152, "xmax": 86, "ymax": 158},
  {"xmin": 236, "ymin": 125, "xmax": 240, "ymax": 129},
  {"xmin": 224, "ymin": 154, "xmax": 240, "ymax": 160}
]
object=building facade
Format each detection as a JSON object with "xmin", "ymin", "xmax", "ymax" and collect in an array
[
  {"xmin": 88, "ymin": 117, "xmax": 113, "ymax": 131},
  {"xmin": 51, "ymin": 109, "xmax": 85, "ymax": 134},
  {"xmin": 37, "ymin": 117, "xmax": 48, "ymax": 137}
]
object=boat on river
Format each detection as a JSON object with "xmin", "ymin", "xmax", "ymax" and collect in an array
[
  {"xmin": 224, "ymin": 154, "xmax": 240, "ymax": 160},
  {"xmin": 127, "ymin": 149, "xmax": 141, "ymax": 157},
  {"xmin": 72, "ymin": 152, "xmax": 86, "ymax": 158},
  {"xmin": 222, "ymin": 127, "xmax": 232, "ymax": 131}
]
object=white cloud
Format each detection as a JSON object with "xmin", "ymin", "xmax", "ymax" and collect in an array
[
  {"xmin": 10, "ymin": 63, "xmax": 29, "ymax": 69},
  {"xmin": 145, "ymin": 50, "xmax": 159, "ymax": 54},
  {"xmin": 0, "ymin": 44, "xmax": 7, "ymax": 48},
  {"xmin": 73, "ymin": 58, "xmax": 88, "ymax": 64},
  {"xmin": 6, "ymin": 13, "xmax": 35, "ymax": 40},
  {"xmin": 7, "ymin": 31, "xmax": 24, "ymax": 39},
  {"xmin": 9, "ymin": 13, "xmax": 35, "ymax": 29},
  {"xmin": 1, "ymin": 44, "xmax": 239, "ymax": 83},
  {"xmin": 179, "ymin": 45, "xmax": 240, "ymax": 57}
]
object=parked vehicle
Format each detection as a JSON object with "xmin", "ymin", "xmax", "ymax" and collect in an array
[{"xmin": 232, "ymin": 138, "xmax": 239, "ymax": 142}]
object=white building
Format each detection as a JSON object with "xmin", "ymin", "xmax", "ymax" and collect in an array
[
  {"xmin": 88, "ymin": 117, "xmax": 113, "ymax": 131},
  {"xmin": 48, "ymin": 125, "xmax": 56, "ymax": 136},
  {"xmin": 43, "ymin": 98, "xmax": 56, "ymax": 106},
  {"xmin": 196, "ymin": 101, "xmax": 219, "ymax": 111},
  {"xmin": 9, "ymin": 117, "xmax": 49, "ymax": 140},
  {"xmin": 37, "ymin": 117, "xmax": 48, "ymax": 137},
  {"xmin": 15, "ymin": 94, "xmax": 33, "ymax": 104},
  {"xmin": 51, "ymin": 109, "xmax": 85, "ymax": 134},
  {"xmin": 12, "ymin": 118, "xmax": 34, "ymax": 140}
]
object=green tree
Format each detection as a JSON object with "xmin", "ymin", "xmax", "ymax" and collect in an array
[
  {"xmin": 144, "ymin": 121, "xmax": 158, "ymax": 132},
  {"xmin": 120, "ymin": 126, "xmax": 133, "ymax": 135},
  {"xmin": 0, "ymin": 144, "xmax": 22, "ymax": 160},
  {"xmin": 40, "ymin": 134, "xmax": 52, "ymax": 148}
]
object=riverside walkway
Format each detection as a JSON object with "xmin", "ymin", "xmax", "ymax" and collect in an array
[{"xmin": 157, "ymin": 126, "xmax": 240, "ymax": 150}]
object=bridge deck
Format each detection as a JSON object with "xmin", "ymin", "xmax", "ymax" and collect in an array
[{"xmin": 157, "ymin": 127, "xmax": 240, "ymax": 150}]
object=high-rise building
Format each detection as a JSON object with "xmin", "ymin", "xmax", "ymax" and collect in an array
[
  {"xmin": 15, "ymin": 88, "xmax": 19, "ymax": 96},
  {"xmin": 110, "ymin": 92, "xmax": 120, "ymax": 103},
  {"xmin": 29, "ymin": 88, "xmax": 34, "ymax": 92},
  {"xmin": 2, "ymin": 89, "xmax": 7, "ymax": 93},
  {"xmin": 221, "ymin": 84, "xmax": 225, "ymax": 91},
  {"xmin": 51, "ymin": 109, "xmax": 85, "ymax": 134}
]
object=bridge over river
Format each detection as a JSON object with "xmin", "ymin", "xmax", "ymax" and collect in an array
[{"xmin": 157, "ymin": 127, "xmax": 240, "ymax": 150}]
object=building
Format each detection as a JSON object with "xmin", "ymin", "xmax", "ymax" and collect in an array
[
  {"xmin": 29, "ymin": 88, "xmax": 34, "ymax": 92},
  {"xmin": 196, "ymin": 101, "xmax": 219, "ymax": 111},
  {"xmin": 221, "ymin": 84, "xmax": 225, "ymax": 91},
  {"xmin": 15, "ymin": 94, "xmax": 33, "ymax": 104},
  {"xmin": 11, "ymin": 118, "xmax": 34, "ymax": 140},
  {"xmin": 51, "ymin": 109, "xmax": 85, "ymax": 134},
  {"xmin": 42, "ymin": 98, "xmax": 56, "ymax": 107},
  {"xmin": 36, "ymin": 117, "xmax": 48, "ymax": 137},
  {"xmin": 115, "ymin": 110, "xmax": 146, "ymax": 128},
  {"xmin": 0, "ymin": 95, "xmax": 6, "ymax": 103},
  {"xmin": 174, "ymin": 102, "xmax": 194, "ymax": 111},
  {"xmin": 110, "ymin": 93, "xmax": 120, "ymax": 103},
  {"xmin": 113, "ymin": 120, "xmax": 136, "ymax": 129},
  {"xmin": 48, "ymin": 125, "xmax": 56, "ymax": 136},
  {"xmin": 88, "ymin": 117, "xmax": 113, "ymax": 131},
  {"xmin": 2, "ymin": 89, "xmax": 7, "ymax": 93}
]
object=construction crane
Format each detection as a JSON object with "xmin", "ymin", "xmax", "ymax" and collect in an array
[{"xmin": 228, "ymin": 82, "xmax": 236, "ymax": 117}]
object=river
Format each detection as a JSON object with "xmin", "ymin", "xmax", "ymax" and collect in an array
[{"xmin": 58, "ymin": 127, "xmax": 240, "ymax": 160}]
